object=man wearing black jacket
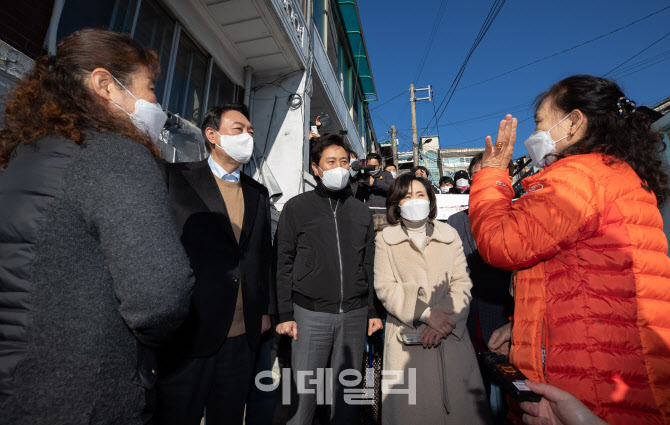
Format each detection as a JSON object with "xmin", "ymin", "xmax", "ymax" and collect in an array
[
  {"xmin": 276, "ymin": 134, "xmax": 383, "ymax": 425},
  {"xmin": 355, "ymin": 152, "xmax": 393, "ymax": 212},
  {"xmin": 156, "ymin": 104, "xmax": 272, "ymax": 425}
]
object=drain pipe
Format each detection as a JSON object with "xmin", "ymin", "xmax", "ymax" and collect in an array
[
  {"xmin": 243, "ymin": 65, "xmax": 253, "ymax": 111},
  {"xmin": 45, "ymin": 0, "xmax": 66, "ymax": 55}
]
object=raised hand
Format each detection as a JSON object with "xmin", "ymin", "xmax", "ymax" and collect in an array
[{"xmin": 482, "ymin": 114, "xmax": 517, "ymax": 171}]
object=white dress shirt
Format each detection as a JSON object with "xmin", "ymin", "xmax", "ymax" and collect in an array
[{"xmin": 208, "ymin": 155, "xmax": 241, "ymax": 182}]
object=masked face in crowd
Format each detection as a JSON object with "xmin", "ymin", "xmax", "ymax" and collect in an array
[
  {"xmin": 207, "ymin": 110, "xmax": 255, "ymax": 166},
  {"xmin": 399, "ymin": 180, "xmax": 431, "ymax": 222},
  {"xmin": 385, "ymin": 165, "xmax": 397, "ymax": 179},
  {"xmin": 312, "ymin": 145, "xmax": 350, "ymax": 191},
  {"xmin": 367, "ymin": 158, "xmax": 381, "ymax": 177},
  {"xmin": 525, "ymin": 99, "xmax": 583, "ymax": 168},
  {"xmin": 439, "ymin": 184, "xmax": 452, "ymax": 194},
  {"xmin": 106, "ymin": 67, "xmax": 167, "ymax": 142}
]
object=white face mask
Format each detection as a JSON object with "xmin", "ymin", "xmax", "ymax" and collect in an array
[
  {"xmin": 440, "ymin": 187, "xmax": 450, "ymax": 194},
  {"xmin": 109, "ymin": 76, "xmax": 167, "ymax": 142},
  {"xmin": 400, "ymin": 199, "xmax": 430, "ymax": 222},
  {"xmin": 213, "ymin": 132, "xmax": 254, "ymax": 164},
  {"xmin": 456, "ymin": 178, "xmax": 469, "ymax": 188},
  {"xmin": 390, "ymin": 171, "xmax": 397, "ymax": 179},
  {"xmin": 319, "ymin": 166, "xmax": 350, "ymax": 191},
  {"xmin": 524, "ymin": 114, "xmax": 571, "ymax": 168}
]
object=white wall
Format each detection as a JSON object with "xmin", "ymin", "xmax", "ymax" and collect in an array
[{"xmin": 249, "ymin": 71, "xmax": 310, "ymax": 211}]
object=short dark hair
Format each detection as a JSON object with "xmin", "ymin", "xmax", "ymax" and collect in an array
[
  {"xmin": 384, "ymin": 164, "xmax": 396, "ymax": 171},
  {"xmin": 311, "ymin": 134, "xmax": 351, "ymax": 166},
  {"xmin": 201, "ymin": 104, "xmax": 250, "ymax": 152},
  {"xmin": 366, "ymin": 152, "xmax": 381, "ymax": 163},
  {"xmin": 439, "ymin": 176, "xmax": 453, "ymax": 186},
  {"xmin": 411, "ymin": 165, "xmax": 429, "ymax": 177},
  {"xmin": 454, "ymin": 170, "xmax": 470, "ymax": 182},
  {"xmin": 386, "ymin": 173, "xmax": 438, "ymax": 225},
  {"xmin": 468, "ymin": 152, "xmax": 515, "ymax": 177}
]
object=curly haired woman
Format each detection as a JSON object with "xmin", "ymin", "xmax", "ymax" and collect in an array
[{"xmin": 0, "ymin": 29, "xmax": 193, "ymax": 424}]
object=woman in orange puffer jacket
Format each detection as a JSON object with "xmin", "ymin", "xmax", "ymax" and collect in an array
[{"xmin": 469, "ymin": 75, "xmax": 670, "ymax": 425}]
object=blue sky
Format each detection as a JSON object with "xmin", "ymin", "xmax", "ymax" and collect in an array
[{"xmin": 358, "ymin": 0, "xmax": 670, "ymax": 158}]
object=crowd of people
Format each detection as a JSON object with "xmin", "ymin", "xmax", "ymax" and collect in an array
[{"xmin": 1, "ymin": 28, "xmax": 669, "ymax": 425}]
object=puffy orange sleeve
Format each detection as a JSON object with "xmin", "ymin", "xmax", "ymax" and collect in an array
[{"xmin": 469, "ymin": 165, "xmax": 599, "ymax": 270}]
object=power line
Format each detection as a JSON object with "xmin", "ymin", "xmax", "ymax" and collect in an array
[
  {"xmin": 457, "ymin": 4, "xmax": 670, "ymax": 90},
  {"xmin": 603, "ymin": 30, "xmax": 670, "ymax": 76},
  {"xmin": 421, "ymin": 0, "xmax": 508, "ymax": 137},
  {"xmin": 394, "ymin": 100, "xmax": 534, "ymax": 132},
  {"xmin": 413, "ymin": 0, "xmax": 450, "ymax": 84},
  {"xmin": 617, "ymin": 56, "xmax": 670, "ymax": 80},
  {"xmin": 371, "ymin": 90, "xmax": 407, "ymax": 110},
  {"xmin": 425, "ymin": 3, "xmax": 670, "ymax": 136},
  {"xmin": 386, "ymin": 3, "xmax": 670, "ymax": 144},
  {"xmin": 441, "ymin": 115, "xmax": 534, "ymax": 149},
  {"xmin": 608, "ymin": 48, "xmax": 670, "ymax": 80}
]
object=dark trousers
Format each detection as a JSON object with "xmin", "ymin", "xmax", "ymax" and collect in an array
[
  {"xmin": 245, "ymin": 333, "xmax": 276, "ymax": 425},
  {"xmin": 287, "ymin": 304, "xmax": 368, "ymax": 425},
  {"xmin": 155, "ymin": 334, "xmax": 254, "ymax": 425}
]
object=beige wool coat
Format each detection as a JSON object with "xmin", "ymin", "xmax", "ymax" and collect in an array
[{"xmin": 374, "ymin": 220, "xmax": 491, "ymax": 425}]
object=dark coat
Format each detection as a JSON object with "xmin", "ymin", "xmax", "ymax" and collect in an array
[
  {"xmin": 158, "ymin": 159, "xmax": 272, "ymax": 358},
  {"xmin": 355, "ymin": 170, "xmax": 394, "ymax": 208},
  {"xmin": 276, "ymin": 184, "xmax": 378, "ymax": 322},
  {"xmin": 446, "ymin": 210, "xmax": 513, "ymax": 344},
  {"xmin": 0, "ymin": 133, "xmax": 193, "ymax": 425}
]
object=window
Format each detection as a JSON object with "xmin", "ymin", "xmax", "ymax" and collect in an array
[
  {"xmin": 167, "ymin": 33, "xmax": 208, "ymax": 124},
  {"xmin": 57, "ymin": 0, "xmax": 138, "ymax": 42},
  {"xmin": 132, "ymin": 0, "xmax": 176, "ymax": 104},
  {"xmin": 326, "ymin": 6, "xmax": 339, "ymax": 73},
  {"xmin": 338, "ymin": 43, "xmax": 353, "ymax": 107},
  {"xmin": 206, "ymin": 64, "xmax": 236, "ymax": 112},
  {"xmin": 353, "ymin": 92, "xmax": 360, "ymax": 131}
]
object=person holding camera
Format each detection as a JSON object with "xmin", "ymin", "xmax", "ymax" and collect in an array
[{"xmin": 355, "ymin": 153, "xmax": 394, "ymax": 212}]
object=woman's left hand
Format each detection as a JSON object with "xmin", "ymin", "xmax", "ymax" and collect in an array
[
  {"xmin": 418, "ymin": 325, "xmax": 447, "ymax": 348},
  {"xmin": 482, "ymin": 114, "xmax": 517, "ymax": 171}
]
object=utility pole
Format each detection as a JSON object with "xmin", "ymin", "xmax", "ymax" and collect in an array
[
  {"xmin": 410, "ymin": 84, "xmax": 418, "ymax": 167},
  {"xmin": 409, "ymin": 84, "xmax": 432, "ymax": 167},
  {"xmin": 391, "ymin": 125, "xmax": 398, "ymax": 169},
  {"xmin": 437, "ymin": 140, "xmax": 444, "ymax": 178}
]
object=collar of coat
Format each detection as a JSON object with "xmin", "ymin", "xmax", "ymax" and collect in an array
[{"xmin": 382, "ymin": 219, "xmax": 456, "ymax": 246}]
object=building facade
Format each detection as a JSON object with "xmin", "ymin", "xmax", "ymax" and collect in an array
[
  {"xmin": 440, "ymin": 147, "xmax": 485, "ymax": 179},
  {"xmin": 0, "ymin": 0, "xmax": 378, "ymax": 212}
]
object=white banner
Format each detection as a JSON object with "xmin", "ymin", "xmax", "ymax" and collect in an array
[{"xmin": 435, "ymin": 194, "xmax": 469, "ymax": 220}]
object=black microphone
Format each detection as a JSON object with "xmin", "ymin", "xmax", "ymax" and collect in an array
[{"xmin": 350, "ymin": 160, "xmax": 363, "ymax": 172}]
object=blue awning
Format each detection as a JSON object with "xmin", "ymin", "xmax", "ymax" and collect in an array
[{"xmin": 337, "ymin": 0, "xmax": 377, "ymax": 101}]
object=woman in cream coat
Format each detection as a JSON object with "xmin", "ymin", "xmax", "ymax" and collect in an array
[{"xmin": 374, "ymin": 173, "xmax": 491, "ymax": 425}]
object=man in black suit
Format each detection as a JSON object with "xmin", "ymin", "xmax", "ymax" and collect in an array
[{"xmin": 155, "ymin": 104, "xmax": 273, "ymax": 425}]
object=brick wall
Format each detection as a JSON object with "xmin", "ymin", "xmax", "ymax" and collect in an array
[{"xmin": 0, "ymin": 0, "xmax": 54, "ymax": 58}]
